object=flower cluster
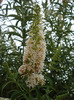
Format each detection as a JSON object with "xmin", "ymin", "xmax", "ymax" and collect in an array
[
  {"xmin": 0, "ymin": 97, "xmax": 9, "ymax": 100},
  {"xmin": 18, "ymin": 5, "xmax": 46, "ymax": 88},
  {"xmin": 26, "ymin": 73, "xmax": 45, "ymax": 88}
]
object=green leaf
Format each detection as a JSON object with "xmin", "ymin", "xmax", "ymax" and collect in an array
[
  {"xmin": 6, "ymin": 5, "xmax": 8, "ymax": 15},
  {"xmin": 35, "ymin": 88, "xmax": 41, "ymax": 99},
  {"xmin": 46, "ymin": 95, "xmax": 51, "ymax": 100},
  {"xmin": 8, "ymin": 14, "xmax": 22, "ymax": 21},
  {"xmin": 5, "ymin": 32, "xmax": 22, "ymax": 38},
  {"xmin": 55, "ymin": 92, "xmax": 69, "ymax": 100},
  {"xmin": 1, "ymin": 81, "xmax": 15, "ymax": 94},
  {"xmin": 11, "ymin": 90, "xmax": 28, "ymax": 100},
  {"xmin": 8, "ymin": 25, "xmax": 22, "ymax": 31},
  {"xmin": 45, "ymin": 76, "xmax": 53, "ymax": 86},
  {"xmin": 11, "ymin": 90, "xmax": 22, "ymax": 100}
]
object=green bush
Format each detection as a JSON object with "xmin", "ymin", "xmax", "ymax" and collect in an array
[{"xmin": 0, "ymin": 0, "xmax": 73, "ymax": 100}]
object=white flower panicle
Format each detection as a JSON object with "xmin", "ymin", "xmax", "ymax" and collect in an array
[
  {"xmin": 18, "ymin": 5, "xmax": 46, "ymax": 88},
  {"xmin": 26, "ymin": 73, "xmax": 45, "ymax": 88}
]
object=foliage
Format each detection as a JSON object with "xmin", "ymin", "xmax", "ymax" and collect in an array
[{"xmin": 0, "ymin": 0, "xmax": 74, "ymax": 100}]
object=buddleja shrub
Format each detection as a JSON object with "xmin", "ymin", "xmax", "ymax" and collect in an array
[{"xmin": 2, "ymin": 4, "xmax": 49, "ymax": 100}]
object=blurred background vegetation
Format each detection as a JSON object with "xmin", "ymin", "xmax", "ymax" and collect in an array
[{"xmin": 0, "ymin": 0, "xmax": 74, "ymax": 100}]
